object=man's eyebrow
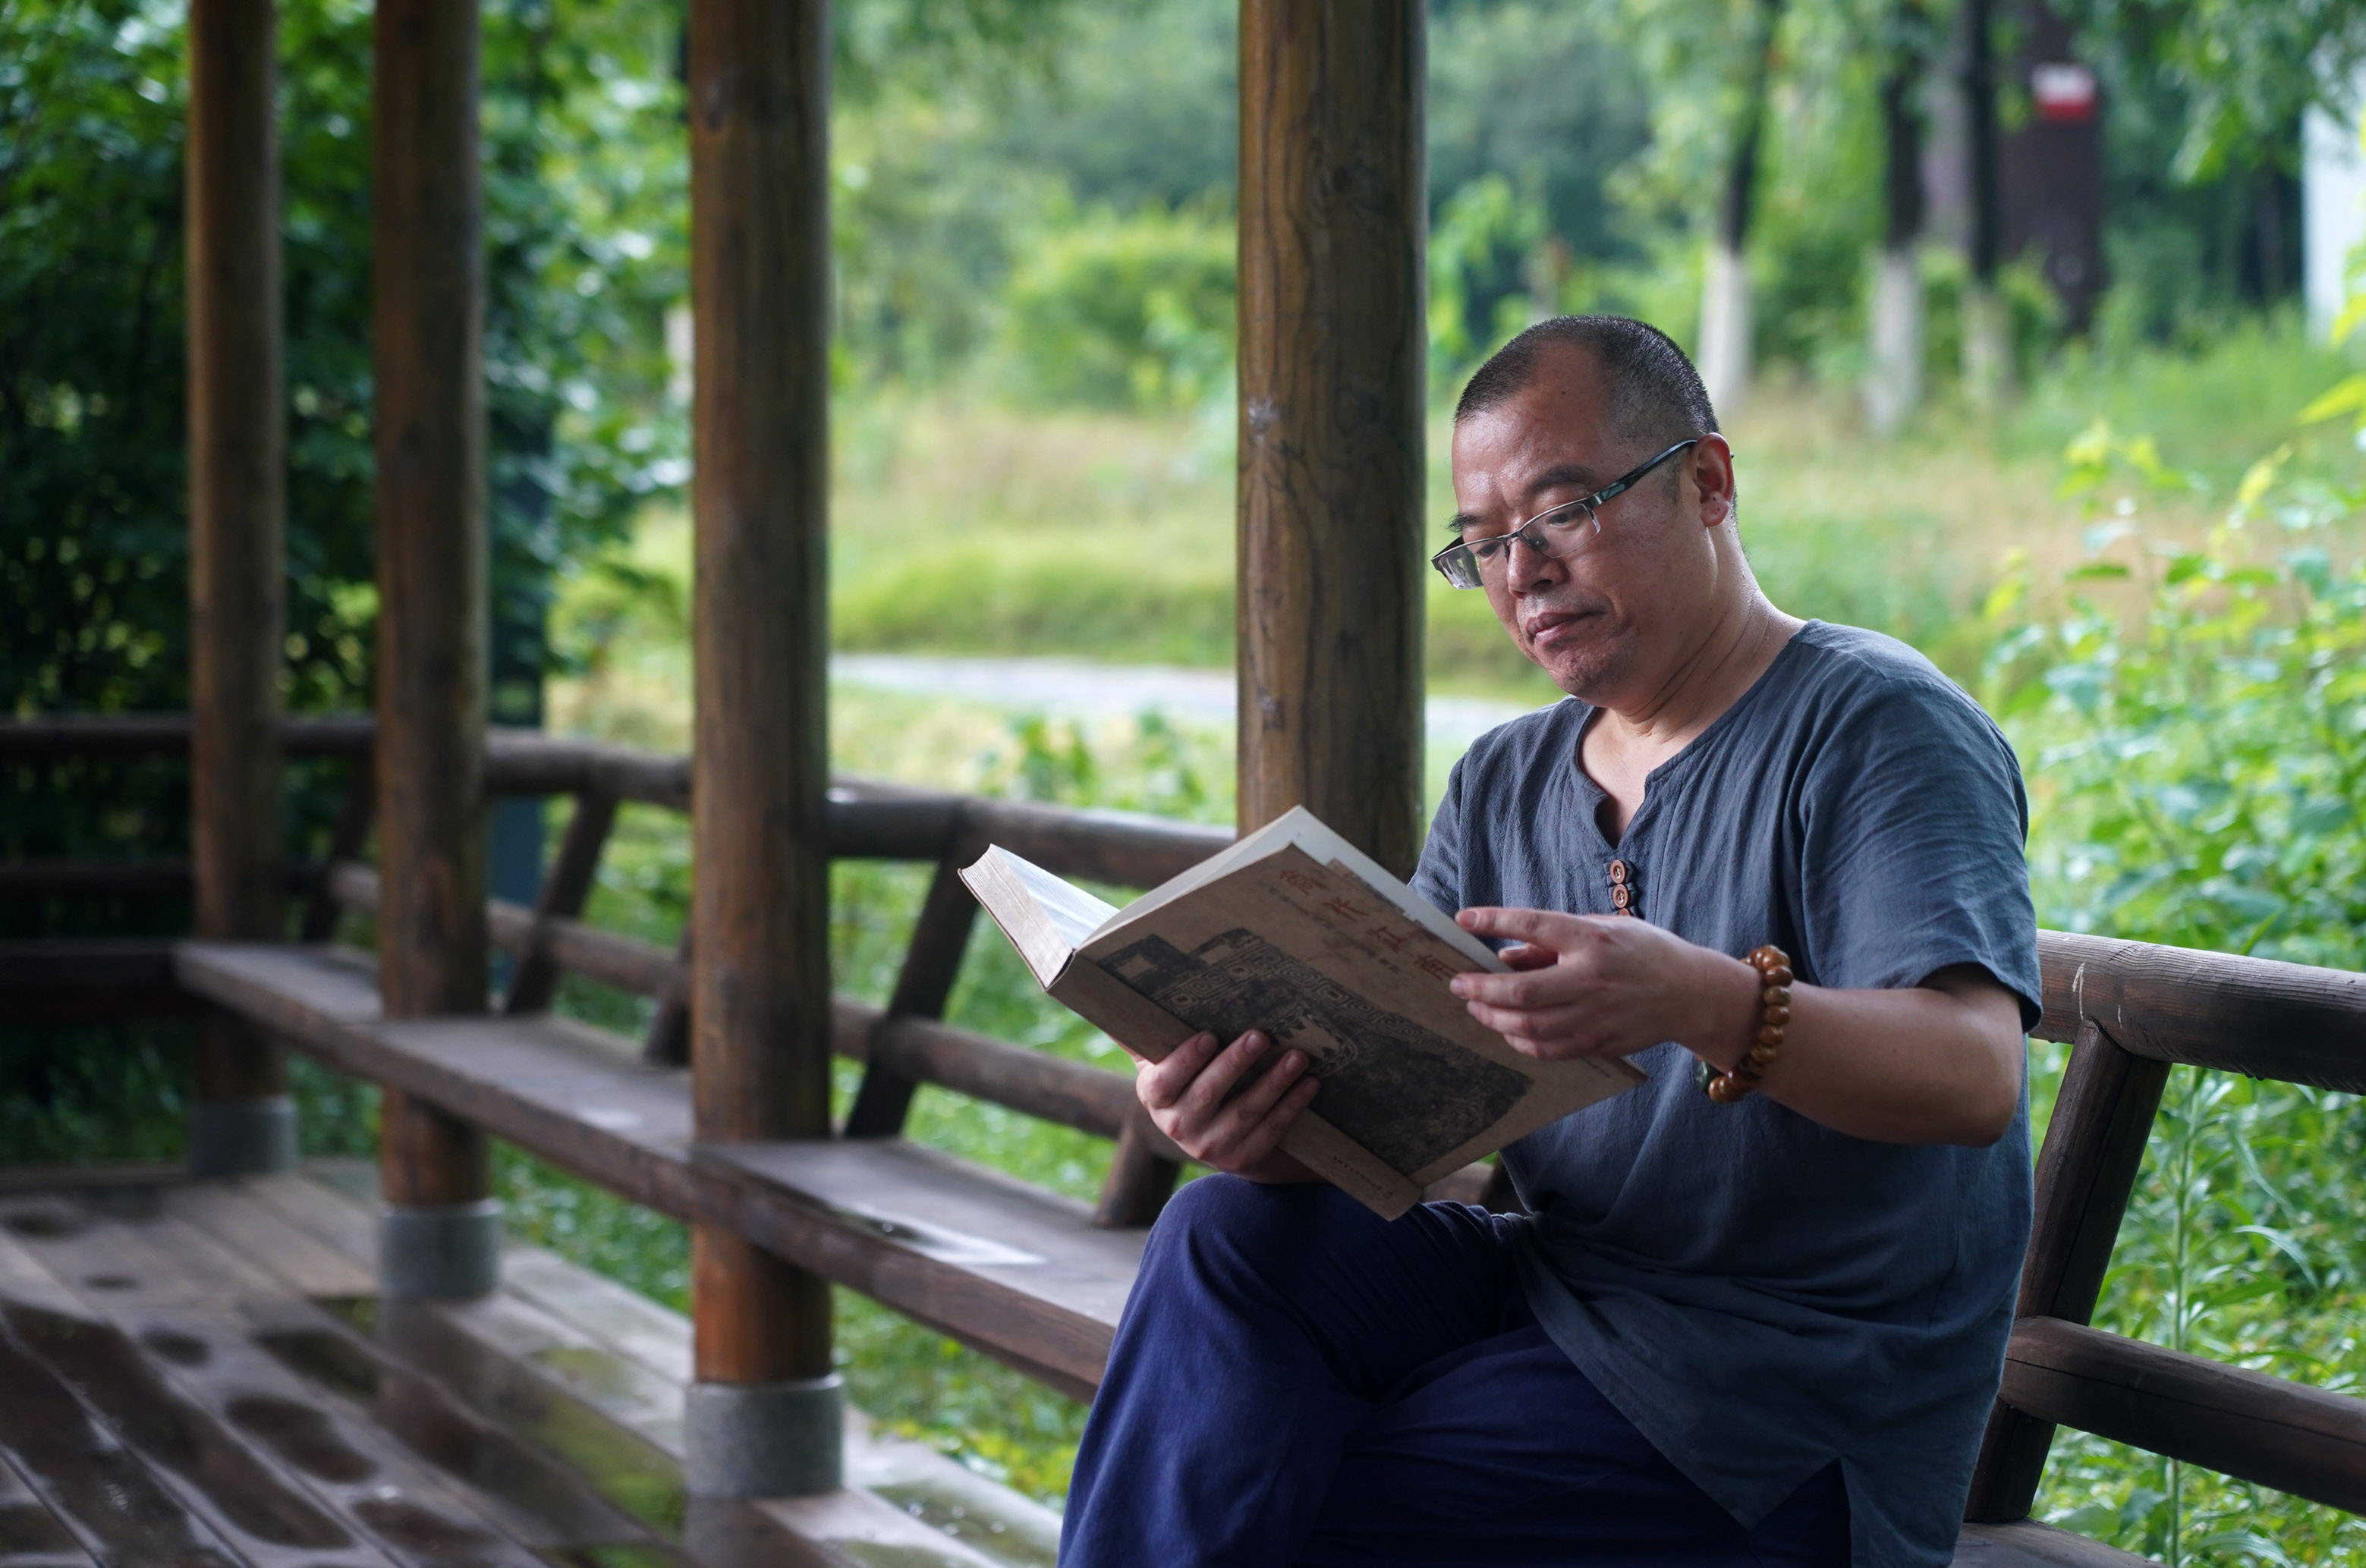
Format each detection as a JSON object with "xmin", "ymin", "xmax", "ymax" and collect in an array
[
  {"xmin": 1446, "ymin": 463, "xmax": 1607, "ymax": 537},
  {"xmin": 1523, "ymin": 462, "xmax": 1609, "ymax": 499}
]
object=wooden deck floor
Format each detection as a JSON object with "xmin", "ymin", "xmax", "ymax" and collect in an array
[{"xmin": 0, "ymin": 1163, "xmax": 1059, "ymax": 1568}]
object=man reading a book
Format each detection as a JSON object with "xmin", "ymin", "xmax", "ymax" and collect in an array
[{"xmin": 1059, "ymin": 316, "xmax": 2040, "ymax": 1568}]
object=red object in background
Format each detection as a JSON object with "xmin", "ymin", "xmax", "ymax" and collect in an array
[{"xmin": 2031, "ymin": 62, "xmax": 2097, "ymax": 124}]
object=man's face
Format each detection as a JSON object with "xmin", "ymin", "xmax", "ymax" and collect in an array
[{"xmin": 1447, "ymin": 347, "xmax": 1725, "ymax": 702}]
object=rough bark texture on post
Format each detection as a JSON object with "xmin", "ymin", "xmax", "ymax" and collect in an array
[
  {"xmin": 1236, "ymin": 0, "xmax": 1427, "ymax": 878},
  {"xmin": 187, "ymin": 0, "xmax": 292, "ymax": 1174},
  {"xmin": 373, "ymin": 0, "xmax": 494, "ymax": 1295},
  {"xmin": 684, "ymin": 0, "xmax": 840, "ymax": 1497},
  {"xmin": 1964, "ymin": 1020, "xmax": 2172, "ymax": 1521}
]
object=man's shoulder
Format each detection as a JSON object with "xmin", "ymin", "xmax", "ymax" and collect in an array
[
  {"xmin": 1773, "ymin": 624, "xmax": 2026, "ymax": 815},
  {"xmin": 1782, "ymin": 621, "xmax": 2003, "ymax": 740}
]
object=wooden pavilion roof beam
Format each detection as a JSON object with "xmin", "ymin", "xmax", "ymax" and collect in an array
[{"xmin": 185, "ymin": 0, "xmax": 293, "ymax": 1178}]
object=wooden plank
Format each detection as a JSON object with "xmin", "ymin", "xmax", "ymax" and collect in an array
[
  {"xmin": 0, "ymin": 715, "xmax": 372, "ymax": 760},
  {"xmin": 1966, "ymin": 1020, "xmax": 2170, "ymax": 1520},
  {"xmin": 0, "ymin": 943, "xmax": 193, "ymax": 1023},
  {"xmin": 84, "ymin": 1200, "xmax": 676, "ymax": 1561},
  {"xmin": 500, "ymin": 1246, "xmax": 693, "ymax": 1389},
  {"xmin": 0, "ymin": 863, "xmax": 199, "ymax": 900},
  {"xmin": 212, "ymin": 1174, "xmax": 380, "ymax": 1271},
  {"xmin": 954, "ymin": 797, "xmax": 1228, "ymax": 891},
  {"xmin": 849, "ymin": 1004, "xmax": 1154, "ymax": 1146},
  {"xmin": 687, "ymin": 0, "xmax": 836, "ymax": 1392},
  {"xmin": 1235, "ymin": 0, "xmax": 1428, "ymax": 877},
  {"xmin": 844, "ymin": 853, "xmax": 983, "ymax": 1139},
  {"xmin": 201, "ymin": 1177, "xmax": 700, "ymax": 1464},
  {"xmin": 1951, "ymin": 1519, "xmax": 2154, "ymax": 1567},
  {"xmin": 231, "ymin": 1180, "xmax": 1037, "ymax": 1568},
  {"xmin": 1092, "ymin": 1112, "xmax": 1181, "ymax": 1230},
  {"xmin": 700, "ymin": 1140, "xmax": 1142, "ymax": 1400},
  {"xmin": 278, "ymin": 886, "xmax": 1150, "ymax": 1142},
  {"xmin": 166, "ymin": 1184, "xmax": 378, "ymax": 1301},
  {"xmin": 2034, "ymin": 929, "xmax": 2366, "ymax": 1092},
  {"xmin": 2000, "ymin": 1316, "xmax": 2366, "ymax": 1516},
  {"xmin": 0, "ymin": 1269, "xmax": 246, "ymax": 1567},
  {"xmin": 502, "ymin": 790, "xmax": 618, "ymax": 1015},
  {"xmin": 0, "ymin": 1164, "xmax": 187, "ymax": 1196},
  {"xmin": 0, "ymin": 1205, "xmax": 567, "ymax": 1568},
  {"xmin": 640, "ymin": 932, "xmax": 693, "ymax": 1067},
  {"xmin": 0, "ymin": 1450, "xmax": 96, "ymax": 1567},
  {"xmin": 180, "ymin": 946, "xmax": 1143, "ymax": 1394},
  {"xmin": 0, "ymin": 1205, "xmax": 385, "ymax": 1566}
]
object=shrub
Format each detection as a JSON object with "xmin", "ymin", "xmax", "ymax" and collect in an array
[{"xmin": 1001, "ymin": 204, "xmax": 1235, "ymax": 410}]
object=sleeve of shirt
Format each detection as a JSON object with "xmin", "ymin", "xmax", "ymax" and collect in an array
[
  {"xmin": 1795, "ymin": 676, "xmax": 2044, "ymax": 1031},
  {"xmin": 1411, "ymin": 753, "xmax": 1470, "ymax": 918}
]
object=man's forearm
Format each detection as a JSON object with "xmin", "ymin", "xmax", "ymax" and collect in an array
[{"xmin": 1681, "ymin": 954, "xmax": 2024, "ymax": 1145}]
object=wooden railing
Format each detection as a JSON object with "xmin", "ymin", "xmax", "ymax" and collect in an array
[{"xmin": 4, "ymin": 715, "xmax": 2364, "ymax": 1544}]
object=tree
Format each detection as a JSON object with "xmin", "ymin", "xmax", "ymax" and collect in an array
[
  {"xmin": 1698, "ymin": 0, "xmax": 1789, "ymax": 413},
  {"xmin": 1865, "ymin": 0, "xmax": 1934, "ymax": 433}
]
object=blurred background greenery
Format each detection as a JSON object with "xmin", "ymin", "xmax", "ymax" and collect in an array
[{"xmin": 6, "ymin": 0, "xmax": 2366, "ymax": 1560}]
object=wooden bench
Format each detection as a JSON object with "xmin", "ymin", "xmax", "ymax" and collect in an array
[{"xmin": 11, "ymin": 720, "xmax": 2366, "ymax": 1563}]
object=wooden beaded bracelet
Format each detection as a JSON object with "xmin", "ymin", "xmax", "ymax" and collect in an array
[{"xmin": 1701, "ymin": 944, "xmax": 1793, "ymax": 1105}]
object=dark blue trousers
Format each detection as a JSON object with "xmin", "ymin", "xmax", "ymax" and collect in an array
[{"xmin": 1060, "ymin": 1177, "xmax": 1848, "ymax": 1566}]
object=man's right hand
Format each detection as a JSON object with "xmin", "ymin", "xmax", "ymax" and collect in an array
[{"xmin": 1133, "ymin": 1029, "xmax": 1322, "ymax": 1180}]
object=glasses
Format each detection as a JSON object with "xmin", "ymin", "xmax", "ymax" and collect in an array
[{"xmin": 1430, "ymin": 438, "xmax": 1701, "ymax": 589}]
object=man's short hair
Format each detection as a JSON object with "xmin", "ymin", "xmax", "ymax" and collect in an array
[{"xmin": 1454, "ymin": 316, "xmax": 1719, "ymax": 453}]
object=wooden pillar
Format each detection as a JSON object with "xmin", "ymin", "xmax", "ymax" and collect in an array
[
  {"xmin": 683, "ymin": 0, "xmax": 841, "ymax": 1498},
  {"xmin": 373, "ymin": 0, "xmax": 497, "ymax": 1299},
  {"xmin": 1236, "ymin": 1, "xmax": 1427, "ymax": 875},
  {"xmin": 187, "ymin": 0, "xmax": 294, "ymax": 1177}
]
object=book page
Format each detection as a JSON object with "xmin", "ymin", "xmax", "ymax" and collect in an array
[
  {"xmin": 962, "ymin": 847, "xmax": 1120, "ymax": 988},
  {"xmin": 1094, "ymin": 806, "xmax": 1496, "ymax": 970},
  {"xmin": 1078, "ymin": 844, "xmax": 1640, "ymax": 1186}
]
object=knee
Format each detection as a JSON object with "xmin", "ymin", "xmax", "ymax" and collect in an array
[{"xmin": 1139, "ymin": 1174, "xmax": 1348, "ymax": 1288}]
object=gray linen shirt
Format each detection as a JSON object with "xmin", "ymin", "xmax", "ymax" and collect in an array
[{"xmin": 1411, "ymin": 621, "xmax": 2041, "ymax": 1568}]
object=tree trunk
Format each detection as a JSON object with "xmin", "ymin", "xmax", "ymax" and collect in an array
[
  {"xmin": 1697, "ymin": 0, "xmax": 1784, "ymax": 415},
  {"xmin": 1959, "ymin": 0, "xmax": 2009, "ymax": 405},
  {"xmin": 1865, "ymin": 4, "xmax": 1927, "ymax": 436}
]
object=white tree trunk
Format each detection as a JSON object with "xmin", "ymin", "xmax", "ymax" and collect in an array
[
  {"xmin": 1864, "ymin": 246, "xmax": 1923, "ymax": 436},
  {"xmin": 1960, "ymin": 280, "xmax": 2010, "ymax": 409},
  {"xmin": 1697, "ymin": 243, "xmax": 1752, "ymax": 416}
]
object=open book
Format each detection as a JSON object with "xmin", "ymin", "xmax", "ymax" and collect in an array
[{"xmin": 961, "ymin": 806, "xmax": 1644, "ymax": 1219}]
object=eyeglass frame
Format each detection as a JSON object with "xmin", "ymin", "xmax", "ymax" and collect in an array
[{"xmin": 1430, "ymin": 437, "xmax": 1703, "ymax": 589}]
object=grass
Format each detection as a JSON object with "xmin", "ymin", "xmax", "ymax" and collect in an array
[{"xmin": 551, "ymin": 316, "xmax": 2358, "ymax": 722}]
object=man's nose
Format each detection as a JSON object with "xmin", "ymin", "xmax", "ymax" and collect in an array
[{"xmin": 1503, "ymin": 530, "xmax": 1561, "ymax": 592}]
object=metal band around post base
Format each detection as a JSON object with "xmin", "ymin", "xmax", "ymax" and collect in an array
[
  {"xmin": 187, "ymin": 1096, "xmax": 297, "ymax": 1177},
  {"xmin": 379, "ymin": 1198, "xmax": 502, "ymax": 1299},
  {"xmin": 684, "ymin": 1375, "xmax": 845, "ymax": 1497}
]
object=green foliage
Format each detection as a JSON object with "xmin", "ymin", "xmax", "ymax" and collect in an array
[
  {"xmin": 1000, "ymin": 203, "xmax": 1235, "ymax": 410},
  {"xmin": 1990, "ymin": 426, "xmax": 2366, "ymax": 969},
  {"xmin": 1979, "ymin": 419, "xmax": 2366, "ymax": 1563}
]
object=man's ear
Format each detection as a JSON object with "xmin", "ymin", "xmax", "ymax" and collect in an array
[{"xmin": 1692, "ymin": 434, "xmax": 1738, "ymax": 529}]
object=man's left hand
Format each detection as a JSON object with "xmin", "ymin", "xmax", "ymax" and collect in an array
[{"xmin": 1449, "ymin": 907, "xmax": 1753, "ymax": 1063}]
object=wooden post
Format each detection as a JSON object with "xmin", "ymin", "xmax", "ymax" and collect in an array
[
  {"xmin": 1237, "ymin": 1, "xmax": 1427, "ymax": 877},
  {"xmin": 373, "ymin": 0, "xmax": 498, "ymax": 1299},
  {"xmin": 1964, "ymin": 1020, "xmax": 2171, "ymax": 1520},
  {"xmin": 186, "ymin": 0, "xmax": 294, "ymax": 1177},
  {"xmin": 684, "ymin": 0, "xmax": 840, "ymax": 1498}
]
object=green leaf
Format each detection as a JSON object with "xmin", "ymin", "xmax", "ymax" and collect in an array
[{"xmin": 2296, "ymin": 375, "xmax": 2366, "ymax": 425}]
